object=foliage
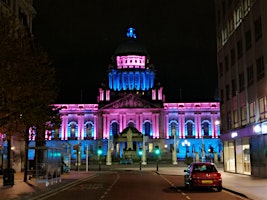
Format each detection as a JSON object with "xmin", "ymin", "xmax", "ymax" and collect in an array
[{"xmin": 0, "ymin": 14, "xmax": 60, "ymax": 143}]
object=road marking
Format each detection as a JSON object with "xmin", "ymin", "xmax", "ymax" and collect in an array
[{"xmin": 98, "ymin": 171, "xmax": 120, "ymax": 200}]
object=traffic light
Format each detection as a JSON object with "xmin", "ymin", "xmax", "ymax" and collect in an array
[
  {"xmin": 138, "ymin": 148, "xmax": 143, "ymax": 156},
  {"xmin": 97, "ymin": 146, "xmax": 103, "ymax": 156},
  {"xmin": 154, "ymin": 145, "xmax": 161, "ymax": 156}
]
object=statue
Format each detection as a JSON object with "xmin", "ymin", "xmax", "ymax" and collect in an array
[{"xmin": 123, "ymin": 128, "xmax": 138, "ymax": 150}]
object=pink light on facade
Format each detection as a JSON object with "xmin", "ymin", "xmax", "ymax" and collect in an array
[{"xmin": 116, "ymin": 55, "xmax": 146, "ymax": 69}]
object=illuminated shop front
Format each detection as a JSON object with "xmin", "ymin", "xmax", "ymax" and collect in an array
[{"xmin": 221, "ymin": 122, "xmax": 267, "ymax": 177}]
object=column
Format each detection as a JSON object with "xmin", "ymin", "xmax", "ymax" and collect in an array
[
  {"xmin": 103, "ymin": 114, "xmax": 107, "ymax": 139},
  {"xmin": 139, "ymin": 114, "xmax": 143, "ymax": 133},
  {"xmin": 78, "ymin": 114, "xmax": 84, "ymax": 140},
  {"xmin": 155, "ymin": 113, "xmax": 159, "ymax": 138},
  {"xmin": 179, "ymin": 113, "xmax": 185, "ymax": 138},
  {"xmin": 165, "ymin": 114, "xmax": 169, "ymax": 138},
  {"xmin": 94, "ymin": 115, "xmax": 97, "ymax": 140},
  {"xmin": 107, "ymin": 115, "xmax": 110, "ymax": 139},
  {"xmin": 119, "ymin": 114, "xmax": 123, "ymax": 132},
  {"xmin": 61, "ymin": 115, "xmax": 68, "ymax": 140},
  {"xmin": 152, "ymin": 113, "xmax": 156, "ymax": 138}
]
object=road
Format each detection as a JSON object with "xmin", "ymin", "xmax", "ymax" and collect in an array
[{"xmin": 36, "ymin": 170, "xmax": 247, "ymax": 200}]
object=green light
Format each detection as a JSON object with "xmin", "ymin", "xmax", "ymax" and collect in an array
[
  {"xmin": 138, "ymin": 148, "xmax": 143, "ymax": 156},
  {"xmin": 154, "ymin": 146, "xmax": 161, "ymax": 156},
  {"xmin": 97, "ymin": 146, "xmax": 102, "ymax": 155}
]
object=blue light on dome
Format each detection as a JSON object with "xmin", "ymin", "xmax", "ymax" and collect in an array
[{"xmin": 126, "ymin": 27, "xmax": 136, "ymax": 39}]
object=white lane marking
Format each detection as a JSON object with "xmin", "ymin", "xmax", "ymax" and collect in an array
[
  {"xmin": 98, "ymin": 171, "xmax": 120, "ymax": 200},
  {"xmin": 159, "ymin": 174, "xmax": 191, "ymax": 199}
]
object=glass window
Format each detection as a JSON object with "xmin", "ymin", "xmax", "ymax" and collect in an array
[
  {"xmin": 241, "ymin": 106, "xmax": 247, "ymax": 126},
  {"xmin": 143, "ymin": 121, "xmax": 151, "ymax": 136},
  {"xmin": 259, "ymin": 97, "xmax": 267, "ymax": 120},
  {"xmin": 185, "ymin": 121, "xmax": 194, "ymax": 136},
  {"xmin": 237, "ymin": 39, "xmax": 243, "ymax": 59},
  {"xmin": 202, "ymin": 121, "xmax": 210, "ymax": 136},
  {"xmin": 247, "ymin": 65, "xmax": 254, "ymax": 86},
  {"xmin": 249, "ymin": 102, "xmax": 255, "ymax": 123},
  {"xmin": 256, "ymin": 56, "xmax": 264, "ymax": 81},
  {"xmin": 231, "ymin": 48, "xmax": 236, "ymax": 66},
  {"xmin": 245, "ymin": 29, "xmax": 251, "ymax": 50},
  {"xmin": 231, "ymin": 79, "xmax": 237, "ymax": 97},
  {"xmin": 239, "ymin": 72, "xmax": 245, "ymax": 92},
  {"xmin": 111, "ymin": 122, "xmax": 119, "ymax": 137},
  {"xmin": 254, "ymin": 17, "xmax": 262, "ymax": 42}
]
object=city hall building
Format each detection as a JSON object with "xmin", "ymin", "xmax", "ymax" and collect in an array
[{"xmin": 5, "ymin": 28, "xmax": 222, "ymax": 172}]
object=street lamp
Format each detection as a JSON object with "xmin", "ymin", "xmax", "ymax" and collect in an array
[
  {"xmin": 154, "ymin": 145, "xmax": 161, "ymax": 171},
  {"xmin": 97, "ymin": 145, "xmax": 102, "ymax": 171},
  {"xmin": 138, "ymin": 148, "xmax": 143, "ymax": 170},
  {"xmin": 202, "ymin": 135, "xmax": 205, "ymax": 162}
]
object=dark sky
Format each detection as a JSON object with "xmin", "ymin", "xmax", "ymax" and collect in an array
[{"xmin": 33, "ymin": 0, "xmax": 218, "ymax": 104}]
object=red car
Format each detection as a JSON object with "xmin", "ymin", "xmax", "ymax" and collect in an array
[{"xmin": 184, "ymin": 162, "xmax": 222, "ymax": 192}]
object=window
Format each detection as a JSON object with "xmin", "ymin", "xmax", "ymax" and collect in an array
[
  {"xmin": 249, "ymin": 102, "xmax": 255, "ymax": 123},
  {"xmin": 234, "ymin": 4, "xmax": 242, "ymax": 27},
  {"xmin": 111, "ymin": 122, "xmax": 119, "ymax": 137},
  {"xmin": 237, "ymin": 39, "xmax": 243, "ymax": 59},
  {"xmin": 231, "ymin": 79, "xmax": 237, "ymax": 97},
  {"xmin": 202, "ymin": 121, "xmax": 210, "ymax": 136},
  {"xmin": 231, "ymin": 48, "xmax": 236, "ymax": 65},
  {"xmin": 185, "ymin": 121, "xmax": 194, "ymax": 136},
  {"xmin": 219, "ymin": 62, "xmax": 223, "ymax": 77},
  {"xmin": 247, "ymin": 65, "xmax": 254, "ymax": 86},
  {"xmin": 243, "ymin": 0, "xmax": 251, "ymax": 15},
  {"xmin": 85, "ymin": 122, "xmax": 94, "ymax": 138},
  {"xmin": 239, "ymin": 72, "xmax": 245, "ymax": 92},
  {"xmin": 169, "ymin": 120, "xmax": 178, "ymax": 137},
  {"xmin": 227, "ymin": 111, "xmax": 232, "ymax": 129},
  {"xmin": 233, "ymin": 110, "xmax": 239, "ymax": 128},
  {"xmin": 224, "ymin": 55, "xmax": 229, "ymax": 72},
  {"xmin": 220, "ymin": 89, "xmax": 224, "ymax": 104},
  {"xmin": 245, "ymin": 30, "xmax": 252, "ymax": 50},
  {"xmin": 241, "ymin": 106, "xmax": 247, "ymax": 126},
  {"xmin": 226, "ymin": 84, "xmax": 230, "ymax": 100},
  {"xmin": 143, "ymin": 121, "xmax": 151, "ymax": 136},
  {"xmin": 69, "ymin": 122, "xmax": 77, "ymax": 138},
  {"xmin": 254, "ymin": 17, "xmax": 262, "ymax": 42},
  {"xmin": 259, "ymin": 97, "xmax": 267, "ymax": 120},
  {"xmin": 128, "ymin": 121, "xmax": 135, "ymax": 127},
  {"xmin": 256, "ymin": 56, "xmax": 264, "ymax": 80}
]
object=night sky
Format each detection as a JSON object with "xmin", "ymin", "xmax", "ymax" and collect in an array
[{"xmin": 32, "ymin": 0, "xmax": 218, "ymax": 104}]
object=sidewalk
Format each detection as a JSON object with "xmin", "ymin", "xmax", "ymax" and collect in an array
[{"xmin": 0, "ymin": 164, "xmax": 266, "ymax": 200}]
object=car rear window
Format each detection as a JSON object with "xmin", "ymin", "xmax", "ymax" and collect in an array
[{"xmin": 193, "ymin": 164, "xmax": 217, "ymax": 172}]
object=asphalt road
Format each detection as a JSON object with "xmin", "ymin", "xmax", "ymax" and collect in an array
[{"xmin": 33, "ymin": 170, "xmax": 247, "ymax": 200}]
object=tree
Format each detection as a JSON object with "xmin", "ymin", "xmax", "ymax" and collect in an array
[{"xmin": 0, "ymin": 14, "xmax": 60, "ymax": 182}]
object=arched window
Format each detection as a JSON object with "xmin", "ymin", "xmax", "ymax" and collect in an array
[
  {"xmin": 127, "ymin": 121, "xmax": 135, "ymax": 128},
  {"xmin": 169, "ymin": 120, "xmax": 179, "ymax": 137},
  {"xmin": 110, "ymin": 121, "xmax": 119, "ymax": 137},
  {"xmin": 84, "ymin": 121, "xmax": 94, "ymax": 138},
  {"xmin": 202, "ymin": 120, "xmax": 211, "ymax": 136},
  {"xmin": 143, "ymin": 121, "xmax": 152, "ymax": 136},
  {"xmin": 185, "ymin": 120, "xmax": 194, "ymax": 136},
  {"xmin": 68, "ymin": 122, "xmax": 77, "ymax": 138}
]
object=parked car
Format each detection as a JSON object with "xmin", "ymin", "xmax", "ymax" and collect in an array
[{"xmin": 184, "ymin": 162, "xmax": 222, "ymax": 192}]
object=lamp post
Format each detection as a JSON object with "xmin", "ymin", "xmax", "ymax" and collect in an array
[
  {"xmin": 172, "ymin": 133, "xmax": 178, "ymax": 165},
  {"xmin": 202, "ymin": 135, "xmax": 205, "ymax": 162},
  {"xmin": 182, "ymin": 140, "xmax": 190, "ymax": 158}
]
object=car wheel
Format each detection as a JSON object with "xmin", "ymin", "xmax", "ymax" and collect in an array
[
  {"xmin": 185, "ymin": 183, "xmax": 192, "ymax": 191},
  {"xmin": 217, "ymin": 186, "xmax": 222, "ymax": 192}
]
